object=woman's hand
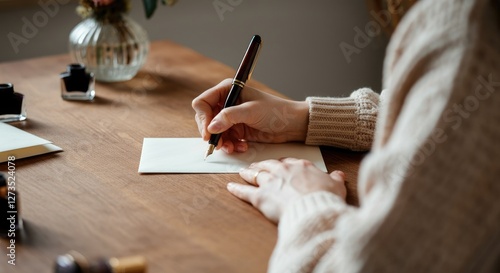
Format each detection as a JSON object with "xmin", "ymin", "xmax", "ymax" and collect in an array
[
  {"xmin": 192, "ymin": 79, "xmax": 309, "ymax": 153},
  {"xmin": 227, "ymin": 158, "xmax": 347, "ymax": 223}
]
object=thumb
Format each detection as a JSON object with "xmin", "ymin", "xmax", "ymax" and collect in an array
[
  {"xmin": 208, "ymin": 103, "xmax": 255, "ymax": 134},
  {"xmin": 330, "ymin": 170, "xmax": 345, "ymax": 181}
]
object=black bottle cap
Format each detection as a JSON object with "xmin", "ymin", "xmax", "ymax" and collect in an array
[
  {"xmin": 0, "ymin": 172, "xmax": 7, "ymax": 188},
  {"xmin": 54, "ymin": 252, "xmax": 146, "ymax": 273},
  {"xmin": 0, "ymin": 83, "xmax": 15, "ymax": 96},
  {"xmin": 55, "ymin": 252, "xmax": 88, "ymax": 273},
  {"xmin": 0, "ymin": 173, "xmax": 6, "ymax": 187},
  {"xmin": 67, "ymin": 64, "xmax": 87, "ymax": 77},
  {"xmin": 55, "ymin": 254, "xmax": 84, "ymax": 273}
]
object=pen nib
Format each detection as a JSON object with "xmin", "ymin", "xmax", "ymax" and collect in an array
[{"xmin": 205, "ymin": 144, "xmax": 215, "ymax": 160}]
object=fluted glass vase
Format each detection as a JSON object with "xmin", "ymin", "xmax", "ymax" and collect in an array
[{"xmin": 69, "ymin": 15, "xmax": 149, "ymax": 82}]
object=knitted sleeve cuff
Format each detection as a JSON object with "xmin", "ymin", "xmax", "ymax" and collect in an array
[
  {"xmin": 278, "ymin": 191, "xmax": 349, "ymax": 238},
  {"xmin": 269, "ymin": 192, "xmax": 349, "ymax": 273},
  {"xmin": 305, "ymin": 88, "xmax": 379, "ymax": 151}
]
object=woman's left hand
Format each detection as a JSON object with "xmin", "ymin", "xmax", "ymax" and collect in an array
[{"xmin": 227, "ymin": 158, "xmax": 347, "ymax": 223}]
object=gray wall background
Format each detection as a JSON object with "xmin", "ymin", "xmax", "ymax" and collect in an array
[{"xmin": 0, "ymin": 0, "xmax": 388, "ymax": 100}]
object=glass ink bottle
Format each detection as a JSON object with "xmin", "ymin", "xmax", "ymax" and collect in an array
[
  {"xmin": 0, "ymin": 172, "xmax": 23, "ymax": 237},
  {"xmin": 60, "ymin": 63, "xmax": 95, "ymax": 101},
  {"xmin": 0, "ymin": 83, "xmax": 27, "ymax": 123},
  {"xmin": 55, "ymin": 251, "xmax": 147, "ymax": 273}
]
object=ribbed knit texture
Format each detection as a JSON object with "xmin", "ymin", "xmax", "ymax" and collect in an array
[
  {"xmin": 306, "ymin": 88, "xmax": 379, "ymax": 151},
  {"xmin": 269, "ymin": 0, "xmax": 500, "ymax": 272}
]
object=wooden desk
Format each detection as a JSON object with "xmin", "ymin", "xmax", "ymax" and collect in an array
[{"xmin": 0, "ymin": 41, "xmax": 364, "ymax": 273}]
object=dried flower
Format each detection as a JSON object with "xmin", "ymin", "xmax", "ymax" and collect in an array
[
  {"xmin": 92, "ymin": 0, "xmax": 115, "ymax": 6},
  {"xmin": 143, "ymin": 0, "xmax": 177, "ymax": 19},
  {"xmin": 76, "ymin": 0, "xmax": 176, "ymax": 23}
]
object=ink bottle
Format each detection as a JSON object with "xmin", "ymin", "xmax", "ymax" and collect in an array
[
  {"xmin": 55, "ymin": 251, "xmax": 147, "ymax": 273},
  {"xmin": 0, "ymin": 83, "xmax": 27, "ymax": 123},
  {"xmin": 60, "ymin": 63, "xmax": 95, "ymax": 101},
  {"xmin": 0, "ymin": 172, "xmax": 23, "ymax": 236}
]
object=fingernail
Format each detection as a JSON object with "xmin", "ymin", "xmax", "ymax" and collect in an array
[
  {"xmin": 208, "ymin": 119, "xmax": 221, "ymax": 133},
  {"xmin": 227, "ymin": 182, "xmax": 235, "ymax": 190}
]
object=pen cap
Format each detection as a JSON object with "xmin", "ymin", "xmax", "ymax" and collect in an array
[{"xmin": 234, "ymin": 35, "xmax": 262, "ymax": 82}]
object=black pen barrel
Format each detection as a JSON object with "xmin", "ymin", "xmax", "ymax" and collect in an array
[
  {"xmin": 223, "ymin": 85, "xmax": 243, "ymax": 108},
  {"xmin": 208, "ymin": 84, "xmax": 242, "ymax": 146},
  {"xmin": 234, "ymin": 35, "xmax": 262, "ymax": 82}
]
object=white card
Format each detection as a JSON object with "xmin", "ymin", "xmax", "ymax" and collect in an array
[
  {"xmin": 0, "ymin": 122, "xmax": 62, "ymax": 163},
  {"xmin": 138, "ymin": 138, "xmax": 327, "ymax": 173}
]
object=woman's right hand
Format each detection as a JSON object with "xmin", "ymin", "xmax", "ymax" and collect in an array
[{"xmin": 192, "ymin": 79, "xmax": 309, "ymax": 154}]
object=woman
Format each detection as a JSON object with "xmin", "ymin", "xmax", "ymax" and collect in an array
[{"xmin": 192, "ymin": 0, "xmax": 500, "ymax": 272}]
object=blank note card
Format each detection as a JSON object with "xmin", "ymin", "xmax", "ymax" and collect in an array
[
  {"xmin": 138, "ymin": 138, "xmax": 327, "ymax": 173},
  {"xmin": 0, "ymin": 122, "xmax": 62, "ymax": 163}
]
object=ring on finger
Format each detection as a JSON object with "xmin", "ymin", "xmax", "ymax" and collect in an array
[{"xmin": 252, "ymin": 170, "xmax": 267, "ymax": 185}]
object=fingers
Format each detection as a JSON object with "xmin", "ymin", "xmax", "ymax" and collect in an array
[
  {"xmin": 192, "ymin": 79, "xmax": 233, "ymax": 110},
  {"xmin": 192, "ymin": 79, "xmax": 233, "ymax": 139},
  {"xmin": 329, "ymin": 170, "xmax": 347, "ymax": 198},
  {"xmin": 193, "ymin": 79, "xmax": 263, "ymax": 143},
  {"xmin": 230, "ymin": 159, "xmax": 348, "ymax": 224},
  {"xmin": 207, "ymin": 110, "xmax": 238, "ymax": 139},
  {"xmin": 239, "ymin": 159, "xmax": 285, "ymax": 185},
  {"xmin": 207, "ymin": 101, "xmax": 259, "ymax": 134},
  {"xmin": 226, "ymin": 181, "xmax": 282, "ymax": 224},
  {"xmin": 227, "ymin": 182, "xmax": 259, "ymax": 204},
  {"xmin": 239, "ymin": 158, "xmax": 302, "ymax": 184},
  {"xmin": 239, "ymin": 167, "xmax": 272, "ymax": 186},
  {"xmin": 330, "ymin": 170, "xmax": 345, "ymax": 181},
  {"xmin": 194, "ymin": 113, "xmax": 211, "ymax": 141},
  {"xmin": 247, "ymin": 159, "xmax": 282, "ymax": 171},
  {"xmin": 221, "ymin": 138, "xmax": 248, "ymax": 153},
  {"xmin": 279, "ymin": 157, "xmax": 315, "ymax": 167}
]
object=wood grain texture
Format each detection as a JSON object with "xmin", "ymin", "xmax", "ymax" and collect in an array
[{"xmin": 0, "ymin": 40, "xmax": 364, "ymax": 273}]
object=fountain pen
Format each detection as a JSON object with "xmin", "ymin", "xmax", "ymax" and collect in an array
[{"xmin": 205, "ymin": 35, "xmax": 262, "ymax": 159}]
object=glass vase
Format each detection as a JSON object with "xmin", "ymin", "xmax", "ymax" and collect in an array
[{"xmin": 68, "ymin": 15, "xmax": 149, "ymax": 82}]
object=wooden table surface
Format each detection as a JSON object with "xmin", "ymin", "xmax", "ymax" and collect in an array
[{"xmin": 0, "ymin": 40, "xmax": 365, "ymax": 273}]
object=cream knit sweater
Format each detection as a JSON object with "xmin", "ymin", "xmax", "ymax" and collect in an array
[{"xmin": 270, "ymin": 0, "xmax": 500, "ymax": 272}]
